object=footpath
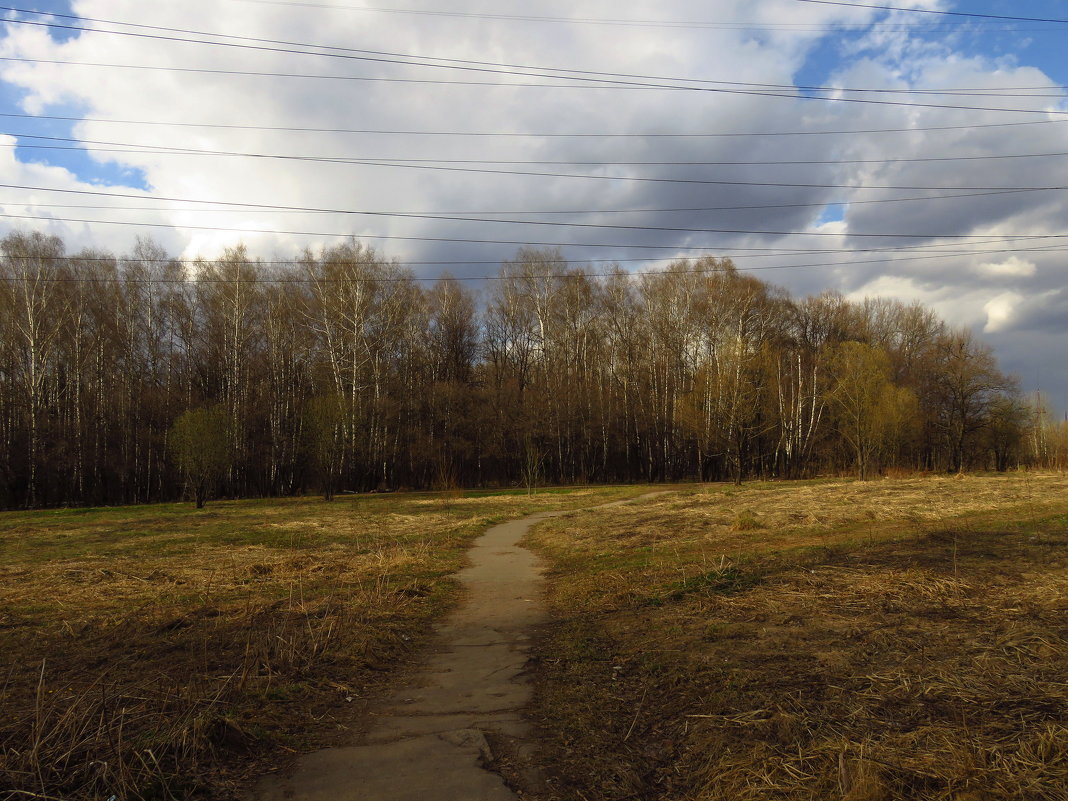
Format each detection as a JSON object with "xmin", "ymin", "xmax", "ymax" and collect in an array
[{"xmin": 250, "ymin": 494, "xmax": 665, "ymax": 801}]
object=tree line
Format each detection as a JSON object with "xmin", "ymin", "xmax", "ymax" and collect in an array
[{"xmin": 0, "ymin": 230, "xmax": 1054, "ymax": 509}]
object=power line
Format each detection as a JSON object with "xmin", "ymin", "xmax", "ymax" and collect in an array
[
  {"xmin": 0, "ymin": 8, "xmax": 1054, "ymax": 289},
  {"xmin": 10, "ymin": 246, "xmax": 1050, "ymax": 267},
  {"xmin": 0, "ymin": 209, "xmax": 861, "ymax": 253},
  {"xmin": 793, "ymin": 0, "xmax": 1068, "ymax": 25},
  {"xmin": 19, "ymin": 130, "xmax": 1068, "ymax": 167},
  {"xmin": 1, "ymin": 12, "xmax": 1066, "ymax": 114},
  {"xmin": 1, "ymin": 110, "xmax": 1063, "ymax": 139},
  {"xmin": 16, "ymin": 134, "xmax": 1068, "ymax": 187},
  {"xmin": 5, "ymin": 182, "xmax": 1067, "ymax": 240},
  {"xmin": 225, "ymin": 0, "xmax": 1061, "ymax": 33},
  {"xmin": 0, "ymin": 7, "xmax": 1058, "ymax": 276},
  {"xmin": 1, "ymin": 55, "xmax": 1063, "ymax": 96},
  {"xmin": 14, "ymin": 200, "xmax": 1068, "ymax": 241},
  {"xmin": 0, "ymin": 241, "xmax": 1064, "ymax": 283},
  {"xmin": 5, "ymin": 6, "xmax": 1045, "ymax": 91},
  {"xmin": 256, "ymin": 161, "xmax": 1068, "ymax": 189},
  {"xmin": 0, "ymin": 11, "xmax": 764, "ymax": 93},
  {"xmin": 15, "ymin": 132, "xmax": 1068, "ymax": 168},
  {"xmin": 1, "ymin": 208, "xmax": 1058, "ymax": 260},
  {"xmin": 2, "ymin": 186, "xmax": 1048, "ymax": 215},
  {"xmin": 0, "ymin": 56, "xmax": 704, "ymax": 91}
]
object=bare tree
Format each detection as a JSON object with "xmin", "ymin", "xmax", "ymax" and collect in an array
[
  {"xmin": 0, "ymin": 231, "xmax": 1027, "ymax": 507},
  {"xmin": 0, "ymin": 233, "xmax": 69, "ymax": 506},
  {"xmin": 934, "ymin": 329, "xmax": 1015, "ymax": 473}
]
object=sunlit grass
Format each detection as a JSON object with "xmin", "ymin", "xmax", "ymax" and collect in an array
[
  {"xmin": 527, "ymin": 473, "xmax": 1068, "ymax": 801},
  {"xmin": 0, "ymin": 485, "xmax": 649, "ymax": 800}
]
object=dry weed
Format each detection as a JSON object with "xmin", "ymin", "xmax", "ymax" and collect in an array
[
  {"xmin": 0, "ymin": 486, "xmax": 645, "ymax": 800},
  {"xmin": 529, "ymin": 473, "xmax": 1068, "ymax": 801}
]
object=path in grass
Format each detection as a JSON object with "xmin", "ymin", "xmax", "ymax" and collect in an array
[{"xmin": 250, "ymin": 493, "xmax": 666, "ymax": 801}]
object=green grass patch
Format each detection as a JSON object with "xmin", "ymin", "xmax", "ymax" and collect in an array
[{"xmin": 661, "ymin": 565, "xmax": 762, "ymax": 601}]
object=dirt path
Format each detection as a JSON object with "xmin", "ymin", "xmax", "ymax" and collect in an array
[{"xmin": 249, "ymin": 493, "xmax": 664, "ymax": 801}]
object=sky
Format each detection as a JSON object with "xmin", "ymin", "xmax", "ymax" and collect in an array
[{"xmin": 0, "ymin": 0, "xmax": 1066, "ymax": 406}]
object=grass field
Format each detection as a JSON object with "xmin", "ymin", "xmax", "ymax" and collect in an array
[
  {"xmin": 526, "ymin": 474, "xmax": 1068, "ymax": 801},
  {"xmin": 0, "ymin": 485, "xmax": 647, "ymax": 801}
]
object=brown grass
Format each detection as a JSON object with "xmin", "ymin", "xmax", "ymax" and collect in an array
[
  {"xmin": 0, "ymin": 486, "xmax": 646, "ymax": 801},
  {"xmin": 526, "ymin": 474, "xmax": 1068, "ymax": 801}
]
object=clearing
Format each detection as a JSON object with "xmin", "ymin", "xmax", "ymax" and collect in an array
[{"xmin": 3, "ymin": 475, "xmax": 1066, "ymax": 801}]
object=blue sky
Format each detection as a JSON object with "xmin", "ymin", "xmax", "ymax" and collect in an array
[
  {"xmin": 0, "ymin": 0, "xmax": 148, "ymax": 187},
  {"xmin": 792, "ymin": 0, "xmax": 1068, "ymax": 230},
  {"xmin": 796, "ymin": 0, "xmax": 1068, "ymax": 87}
]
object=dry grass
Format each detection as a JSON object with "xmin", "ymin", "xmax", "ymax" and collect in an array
[
  {"xmin": 526, "ymin": 473, "xmax": 1068, "ymax": 801},
  {"xmin": 0, "ymin": 486, "xmax": 645, "ymax": 801}
]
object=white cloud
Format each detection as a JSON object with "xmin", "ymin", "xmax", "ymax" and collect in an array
[
  {"xmin": 846, "ymin": 274, "xmax": 1023, "ymax": 333},
  {"xmin": 977, "ymin": 256, "xmax": 1037, "ymax": 278},
  {"xmin": 0, "ymin": 0, "xmax": 1062, "ymax": 396},
  {"xmin": 983, "ymin": 291, "xmax": 1022, "ymax": 333},
  {"xmin": 0, "ymin": 0, "xmax": 888, "ymax": 265}
]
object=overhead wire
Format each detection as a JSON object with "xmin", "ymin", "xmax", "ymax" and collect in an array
[
  {"xmin": 0, "ymin": 241, "xmax": 1065, "ymax": 283},
  {"xmin": 0, "ymin": 4, "xmax": 1061, "ymax": 283},
  {"xmin": 0, "ymin": 10, "xmax": 1065, "ymax": 114},
  {"xmin": 793, "ymin": 0, "xmax": 1068, "ymax": 25},
  {"xmin": 1, "ymin": 110, "xmax": 1065, "ymax": 138},
  {"xmin": 1, "ymin": 185, "xmax": 1051, "ymax": 215},
  {"xmin": 34, "ymin": 158, "xmax": 1053, "ymax": 191},
  {"xmin": 16, "ymin": 131, "xmax": 1068, "ymax": 168},
  {"xmin": 4, "ymin": 182, "xmax": 1067, "ymax": 241},
  {"xmin": 10, "ymin": 243, "xmax": 1063, "ymax": 268},
  {"xmin": 14, "ymin": 137, "xmax": 1068, "ymax": 189},
  {"xmin": 1, "ymin": 55, "xmax": 1064, "ymax": 96},
  {"xmin": 4, "ymin": 206, "xmax": 1061, "ymax": 262},
  {"xmin": 222, "ymin": 0, "xmax": 1068, "ymax": 33},
  {"xmin": 6, "ymin": 3, "xmax": 1063, "ymax": 93}
]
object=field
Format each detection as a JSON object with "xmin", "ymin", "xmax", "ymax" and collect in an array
[
  {"xmin": 4, "ymin": 476, "xmax": 1066, "ymax": 801},
  {"xmin": 526, "ymin": 474, "xmax": 1068, "ymax": 801},
  {"xmin": 0, "ymin": 486, "xmax": 646, "ymax": 801}
]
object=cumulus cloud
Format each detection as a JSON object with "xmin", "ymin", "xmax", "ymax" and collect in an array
[
  {"xmin": 983, "ymin": 291, "xmax": 1023, "ymax": 333},
  {"xmin": 0, "ymin": 0, "xmax": 1063, "ymax": 397},
  {"xmin": 0, "ymin": 0, "xmax": 887, "ymax": 267}
]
